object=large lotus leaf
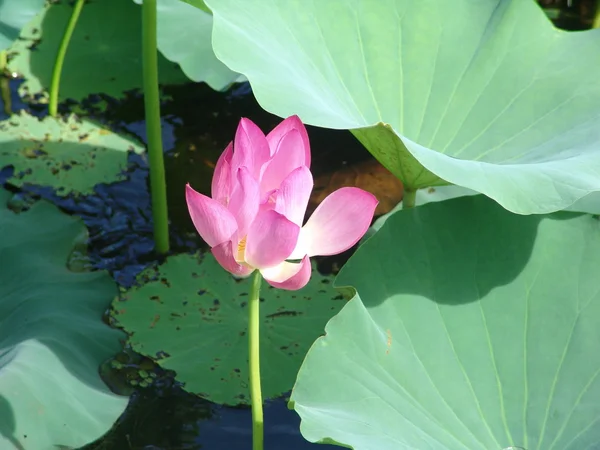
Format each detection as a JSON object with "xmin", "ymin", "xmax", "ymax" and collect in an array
[
  {"xmin": 0, "ymin": 189, "xmax": 128, "ymax": 450},
  {"xmin": 565, "ymin": 192, "xmax": 600, "ymax": 216},
  {"xmin": 111, "ymin": 253, "xmax": 344, "ymax": 406},
  {"xmin": 181, "ymin": 0, "xmax": 210, "ymax": 14},
  {"xmin": 131, "ymin": 0, "xmax": 242, "ymax": 89},
  {"xmin": 290, "ymin": 195, "xmax": 600, "ymax": 450},
  {"xmin": 0, "ymin": 0, "xmax": 44, "ymax": 51},
  {"xmin": 8, "ymin": 0, "xmax": 188, "ymax": 101},
  {"xmin": 365, "ymin": 187, "xmax": 600, "ymax": 240},
  {"xmin": 0, "ymin": 112, "xmax": 144, "ymax": 195},
  {"xmin": 206, "ymin": 0, "xmax": 600, "ymax": 215}
]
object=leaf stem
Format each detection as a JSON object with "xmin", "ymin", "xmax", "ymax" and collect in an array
[
  {"xmin": 249, "ymin": 270, "xmax": 264, "ymax": 450},
  {"xmin": 402, "ymin": 188, "xmax": 417, "ymax": 209},
  {"xmin": 142, "ymin": 0, "xmax": 170, "ymax": 254},
  {"xmin": 49, "ymin": 0, "xmax": 85, "ymax": 117},
  {"xmin": 0, "ymin": 50, "xmax": 11, "ymax": 116}
]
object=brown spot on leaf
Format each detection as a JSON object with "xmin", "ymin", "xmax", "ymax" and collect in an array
[
  {"xmin": 149, "ymin": 314, "xmax": 160, "ymax": 328},
  {"xmin": 386, "ymin": 329, "xmax": 392, "ymax": 355},
  {"xmin": 266, "ymin": 311, "xmax": 302, "ymax": 319}
]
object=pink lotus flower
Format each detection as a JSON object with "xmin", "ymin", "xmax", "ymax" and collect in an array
[{"xmin": 186, "ymin": 116, "xmax": 378, "ymax": 290}]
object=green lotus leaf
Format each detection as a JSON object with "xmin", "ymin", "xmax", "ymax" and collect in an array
[
  {"xmin": 8, "ymin": 0, "xmax": 188, "ymax": 101},
  {"xmin": 0, "ymin": 112, "xmax": 144, "ymax": 195},
  {"xmin": 0, "ymin": 0, "xmax": 44, "ymax": 51},
  {"xmin": 0, "ymin": 189, "xmax": 128, "ymax": 450},
  {"xmin": 291, "ymin": 195, "xmax": 600, "ymax": 449},
  {"xmin": 410, "ymin": 187, "xmax": 600, "ymax": 215},
  {"xmin": 206, "ymin": 0, "xmax": 600, "ymax": 214},
  {"xmin": 180, "ymin": 0, "xmax": 211, "ymax": 14},
  {"xmin": 131, "ymin": 0, "xmax": 242, "ymax": 89},
  {"xmin": 111, "ymin": 253, "xmax": 344, "ymax": 405},
  {"xmin": 365, "ymin": 187, "xmax": 600, "ymax": 240},
  {"xmin": 563, "ymin": 192, "xmax": 600, "ymax": 216}
]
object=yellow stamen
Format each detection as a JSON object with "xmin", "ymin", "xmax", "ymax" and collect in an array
[{"xmin": 237, "ymin": 236, "xmax": 247, "ymax": 262}]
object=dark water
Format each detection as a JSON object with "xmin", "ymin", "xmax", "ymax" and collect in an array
[{"xmin": 0, "ymin": 77, "xmax": 367, "ymax": 449}]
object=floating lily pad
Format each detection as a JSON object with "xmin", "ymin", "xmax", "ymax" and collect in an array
[
  {"xmin": 207, "ymin": 0, "xmax": 600, "ymax": 214},
  {"xmin": 111, "ymin": 253, "xmax": 344, "ymax": 405},
  {"xmin": 292, "ymin": 195, "xmax": 600, "ymax": 449},
  {"xmin": 0, "ymin": 189, "xmax": 128, "ymax": 450},
  {"xmin": 0, "ymin": 0, "xmax": 44, "ymax": 51},
  {"xmin": 8, "ymin": 0, "xmax": 188, "ymax": 101},
  {"xmin": 0, "ymin": 112, "xmax": 144, "ymax": 195},
  {"xmin": 132, "ymin": 0, "xmax": 243, "ymax": 89}
]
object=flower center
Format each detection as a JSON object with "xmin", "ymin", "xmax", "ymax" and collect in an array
[{"xmin": 236, "ymin": 236, "xmax": 247, "ymax": 262}]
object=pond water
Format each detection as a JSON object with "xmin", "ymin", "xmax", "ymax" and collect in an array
[{"xmin": 1, "ymin": 77, "xmax": 368, "ymax": 449}]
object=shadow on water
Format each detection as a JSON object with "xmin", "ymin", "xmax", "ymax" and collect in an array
[{"xmin": 1, "ymin": 79, "xmax": 360, "ymax": 449}]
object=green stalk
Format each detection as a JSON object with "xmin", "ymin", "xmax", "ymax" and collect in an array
[
  {"xmin": 402, "ymin": 188, "xmax": 417, "ymax": 209},
  {"xmin": 249, "ymin": 270, "xmax": 264, "ymax": 450},
  {"xmin": 142, "ymin": 0, "xmax": 170, "ymax": 254},
  {"xmin": 594, "ymin": 0, "xmax": 600, "ymax": 29},
  {"xmin": 49, "ymin": 0, "xmax": 85, "ymax": 117},
  {"xmin": 0, "ymin": 50, "xmax": 11, "ymax": 116}
]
